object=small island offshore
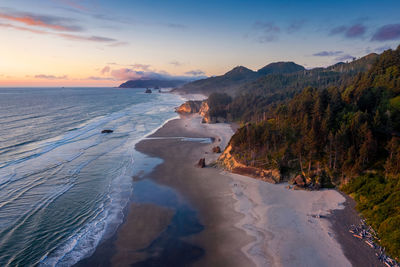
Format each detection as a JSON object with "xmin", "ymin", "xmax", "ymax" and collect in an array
[{"xmin": 1, "ymin": 1, "xmax": 400, "ymax": 266}]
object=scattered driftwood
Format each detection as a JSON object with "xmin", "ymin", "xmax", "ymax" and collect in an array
[
  {"xmin": 212, "ymin": 146, "xmax": 221, "ymax": 153},
  {"xmin": 349, "ymin": 220, "xmax": 399, "ymax": 267},
  {"xmin": 196, "ymin": 158, "xmax": 206, "ymax": 168},
  {"xmin": 101, "ymin": 129, "xmax": 113, "ymax": 134}
]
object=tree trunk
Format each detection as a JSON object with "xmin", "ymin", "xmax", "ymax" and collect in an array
[{"xmin": 299, "ymin": 153, "xmax": 304, "ymax": 173}]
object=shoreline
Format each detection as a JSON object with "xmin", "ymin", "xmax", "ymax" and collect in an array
[{"xmin": 77, "ymin": 113, "xmax": 383, "ymax": 267}]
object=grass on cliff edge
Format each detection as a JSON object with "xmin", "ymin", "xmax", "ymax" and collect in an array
[{"xmin": 342, "ymin": 173, "xmax": 400, "ymax": 260}]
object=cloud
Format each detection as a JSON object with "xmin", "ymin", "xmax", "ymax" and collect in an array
[
  {"xmin": 100, "ymin": 66, "xmax": 110, "ymax": 75},
  {"xmin": 184, "ymin": 70, "xmax": 205, "ymax": 76},
  {"xmin": 107, "ymin": 41, "xmax": 129, "ymax": 47},
  {"xmin": 55, "ymin": 0, "xmax": 88, "ymax": 11},
  {"xmin": 0, "ymin": 10, "xmax": 82, "ymax": 32},
  {"xmin": 335, "ymin": 54, "xmax": 355, "ymax": 62},
  {"xmin": 170, "ymin": 61, "xmax": 183, "ymax": 67},
  {"xmin": 0, "ymin": 8, "xmax": 125, "ymax": 45},
  {"xmin": 0, "ymin": 22, "xmax": 49, "ymax": 34},
  {"xmin": 35, "ymin": 74, "xmax": 68, "ymax": 79},
  {"xmin": 54, "ymin": 4, "xmax": 131, "ymax": 25},
  {"xmin": 108, "ymin": 67, "xmax": 204, "ymax": 81},
  {"xmin": 371, "ymin": 24, "xmax": 400, "ymax": 41},
  {"xmin": 345, "ymin": 24, "xmax": 366, "ymax": 38},
  {"xmin": 313, "ymin": 51, "xmax": 343, "ymax": 57},
  {"xmin": 257, "ymin": 35, "xmax": 278, "ymax": 43},
  {"xmin": 92, "ymin": 13, "xmax": 126, "ymax": 23},
  {"xmin": 57, "ymin": 33, "xmax": 116, "ymax": 42},
  {"xmin": 87, "ymin": 76, "xmax": 115, "ymax": 81},
  {"xmin": 102, "ymin": 63, "xmax": 151, "ymax": 71},
  {"xmin": 129, "ymin": 64, "xmax": 151, "ymax": 71},
  {"xmin": 0, "ymin": 22, "xmax": 118, "ymax": 44},
  {"xmin": 254, "ymin": 21, "xmax": 280, "ymax": 33},
  {"xmin": 330, "ymin": 23, "xmax": 366, "ymax": 38},
  {"xmin": 287, "ymin": 19, "xmax": 306, "ymax": 33},
  {"xmin": 110, "ymin": 68, "xmax": 153, "ymax": 81},
  {"xmin": 330, "ymin": 26, "xmax": 347, "ymax": 35},
  {"xmin": 165, "ymin": 23, "xmax": 186, "ymax": 29},
  {"xmin": 253, "ymin": 21, "xmax": 280, "ymax": 43}
]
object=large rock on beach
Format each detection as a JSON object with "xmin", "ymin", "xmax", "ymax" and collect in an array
[
  {"xmin": 212, "ymin": 146, "xmax": 221, "ymax": 153},
  {"xmin": 293, "ymin": 175, "xmax": 306, "ymax": 187},
  {"xmin": 196, "ymin": 158, "xmax": 206, "ymax": 168}
]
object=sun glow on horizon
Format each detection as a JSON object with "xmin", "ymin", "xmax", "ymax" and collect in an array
[{"xmin": 1, "ymin": 0, "xmax": 400, "ymax": 86}]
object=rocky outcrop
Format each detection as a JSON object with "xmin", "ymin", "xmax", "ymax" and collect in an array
[
  {"xmin": 196, "ymin": 158, "xmax": 206, "ymax": 168},
  {"xmin": 287, "ymin": 170, "xmax": 332, "ymax": 190},
  {"xmin": 198, "ymin": 101, "xmax": 227, "ymax": 123},
  {"xmin": 145, "ymin": 88, "xmax": 152, "ymax": 93},
  {"xmin": 212, "ymin": 146, "xmax": 221, "ymax": 153},
  {"xmin": 293, "ymin": 175, "xmax": 306, "ymax": 187},
  {"xmin": 175, "ymin": 100, "xmax": 203, "ymax": 114},
  {"xmin": 218, "ymin": 145, "xmax": 281, "ymax": 184}
]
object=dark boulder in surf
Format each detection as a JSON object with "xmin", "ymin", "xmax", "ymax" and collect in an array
[
  {"xmin": 101, "ymin": 129, "xmax": 113, "ymax": 134},
  {"xmin": 145, "ymin": 88, "xmax": 152, "ymax": 93}
]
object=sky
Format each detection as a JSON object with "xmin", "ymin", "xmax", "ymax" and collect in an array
[{"xmin": 1, "ymin": 0, "xmax": 400, "ymax": 87}]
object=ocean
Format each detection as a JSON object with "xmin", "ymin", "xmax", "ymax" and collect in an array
[{"xmin": 0, "ymin": 87, "xmax": 184, "ymax": 266}]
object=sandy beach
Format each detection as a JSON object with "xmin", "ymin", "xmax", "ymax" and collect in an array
[{"xmin": 78, "ymin": 113, "xmax": 383, "ymax": 267}]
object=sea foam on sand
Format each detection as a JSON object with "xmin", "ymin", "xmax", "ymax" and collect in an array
[{"xmin": 226, "ymin": 172, "xmax": 351, "ymax": 267}]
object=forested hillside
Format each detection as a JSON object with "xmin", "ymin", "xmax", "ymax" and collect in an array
[
  {"xmin": 204, "ymin": 53, "xmax": 379, "ymax": 122},
  {"xmin": 226, "ymin": 46, "xmax": 400, "ymax": 259},
  {"xmin": 173, "ymin": 62, "xmax": 305, "ymax": 96}
]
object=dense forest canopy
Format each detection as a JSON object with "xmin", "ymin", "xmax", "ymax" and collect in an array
[{"xmin": 224, "ymin": 45, "xmax": 400, "ymax": 259}]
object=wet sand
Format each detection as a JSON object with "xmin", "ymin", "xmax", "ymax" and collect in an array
[
  {"xmin": 132, "ymin": 115, "xmax": 254, "ymax": 267},
  {"xmin": 78, "ymin": 113, "xmax": 382, "ymax": 267}
]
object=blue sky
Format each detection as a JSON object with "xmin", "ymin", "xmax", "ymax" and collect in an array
[{"xmin": 1, "ymin": 0, "xmax": 400, "ymax": 86}]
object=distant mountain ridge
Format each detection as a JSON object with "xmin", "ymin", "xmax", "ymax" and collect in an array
[
  {"xmin": 119, "ymin": 79, "xmax": 189, "ymax": 88},
  {"xmin": 173, "ymin": 62, "xmax": 305, "ymax": 96},
  {"xmin": 173, "ymin": 56, "xmax": 378, "ymax": 96},
  {"xmin": 172, "ymin": 66, "xmax": 259, "ymax": 96},
  {"xmin": 257, "ymin": 61, "xmax": 305, "ymax": 75},
  {"xmin": 238, "ymin": 53, "xmax": 379, "ymax": 99}
]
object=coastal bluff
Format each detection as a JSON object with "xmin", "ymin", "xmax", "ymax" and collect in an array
[
  {"xmin": 175, "ymin": 100, "xmax": 203, "ymax": 114},
  {"xmin": 218, "ymin": 144, "xmax": 281, "ymax": 184}
]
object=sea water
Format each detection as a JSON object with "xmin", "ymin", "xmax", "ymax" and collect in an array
[{"xmin": 0, "ymin": 87, "xmax": 183, "ymax": 266}]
